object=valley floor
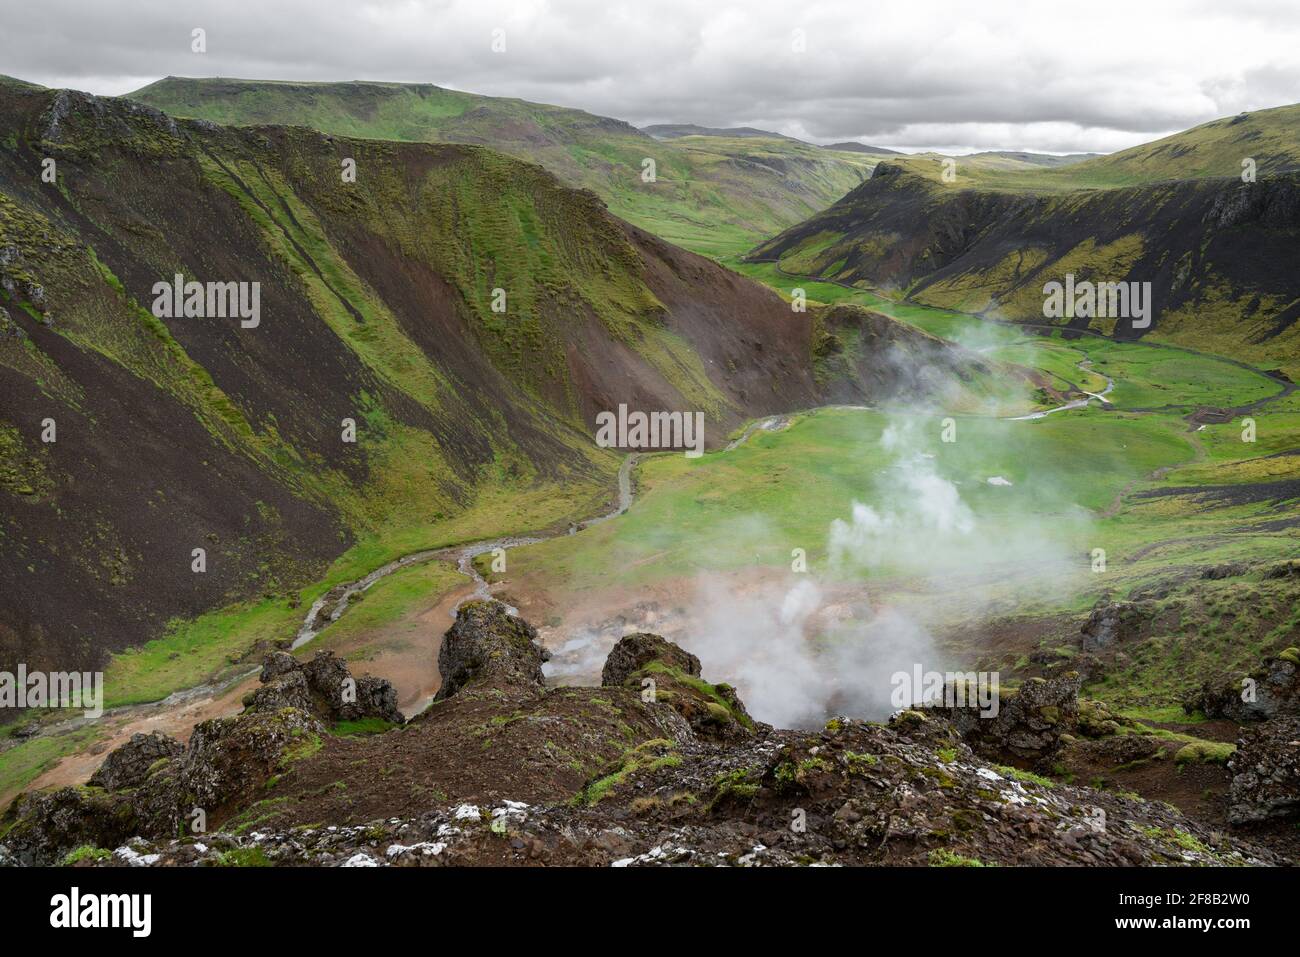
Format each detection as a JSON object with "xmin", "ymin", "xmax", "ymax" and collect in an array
[{"xmin": 3, "ymin": 268, "xmax": 1298, "ymax": 854}]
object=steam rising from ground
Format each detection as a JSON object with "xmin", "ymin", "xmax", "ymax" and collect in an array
[
  {"xmin": 667, "ymin": 348, "xmax": 1087, "ymax": 729},
  {"xmin": 542, "ymin": 343, "xmax": 1090, "ymax": 728}
]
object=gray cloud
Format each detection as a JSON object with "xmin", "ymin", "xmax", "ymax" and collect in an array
[{"xmin": 4, "ymin": 0, "xmax": 1300, "ymax": 154}]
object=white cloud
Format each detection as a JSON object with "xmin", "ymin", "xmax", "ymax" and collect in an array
[{"xmin": 4, "ymin": 0, "xmax": 1299, "ymax": 153}]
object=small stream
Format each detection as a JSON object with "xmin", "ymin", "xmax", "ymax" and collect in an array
[
  {"xmin": 1008, "ymin": 359, "xmax": 1116, "ymax": 421},
  {"xmin": 291, "ymin": 453, "xmax": 640, "ymax": 649}
]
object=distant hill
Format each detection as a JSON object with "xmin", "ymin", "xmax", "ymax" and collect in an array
[
  {"xmin": 966, "ymin": 150, "xmax": 1100, "ymax": 167},
  {"xmin": 1062, "ymin": 103, "xmax": 1300, "ymax": 186},
  {"xmin": 127, "ymin": 77, "xmax": 876, "ymax": 257},
  {"xmin": 642, "ymin": 123, "xmax": 799, "ymax": 141},
  {"xmin": 749, "ymin": 103, "xmax": 1300, "ymax": 373},
  {"xmin": 821, "ymin": 142, "xmax": 902, "ymax": 156}
]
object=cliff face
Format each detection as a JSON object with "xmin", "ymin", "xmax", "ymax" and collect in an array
[
  {"xmin": 752, "ymin": 161, "xmax": 1300, "ymax": 371},
  {"xmin": 0, "ymin": 601, "xmax": 1284, "ymax": 867}
]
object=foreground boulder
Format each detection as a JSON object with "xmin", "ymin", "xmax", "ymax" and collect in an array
[
  {"xmin": 1228, "ymin": 716, "xmax": 1300, "ymax": 824},
  {"xmin": 436, "ymin": 601, "xmax": 547, "ymax": 699},
  {"xmin": 87, "ymin": 731, "xmax": 183, "ymax": 791},
  {"xmin": 1079, "ymin": 599, "xmax": 1154, "ymax": 654},
  {"xmin": 601, "ymin": 632, "xmax": 757, "ymax": 741},
  {"xmin": 246, "ymin": 650, "xmax": 403, "ymax": 725},
  {"xmin": 0, "ymin": 706, "xmax": 325, "ymax": 864},
  {"xmin": 925, "ymin": 673, "xmax": 1082, "ymax": 765},
  {"xmin": 179, "ymin": 708, "xmax": 325, "ymax": 814},
  {"xmin": 602, "ymin": 632, "xmax": 701, "ymax": 687}
]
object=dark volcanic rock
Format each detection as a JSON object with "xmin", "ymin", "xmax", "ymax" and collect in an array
[
  {"xmin": 0, "ymin": 706, "xmax": 326, "ymax": 863},
  {"xmin": 350, "ymin": 675, "xmax": 403, "ymax": 725},
  {"xmin": 88, "ymin": 731, "xmax": 183, "ymax": 791},
  {"xmin": 302, "ymin": 650, "xmax": 402, "ymax": 723},
  {"xmin": 0, "ymin": 787, "xmax": 137, "ymax": 866},
  {"xmin": 1080, "ymin": 599, "xmax": 1154, "ymax": 653},
  {"xmin": 245, "ymin": 649, "xmax": 404, "ymax": 725},
  {"xmin": 1263, "ymin": 560, "xmax": 1300, "ymax": 580},
  {"xmin": 1186, "ymin": 648, "xmax": 1300, "ymax": 722},
  {"xmin": 436, "ymin": 600, "xmax": 547, "ymax": 700},
  {"xmin": 179, "ymin": 707, "xmax": 325, "ymax": 814},
  {"xmin": 602, "ymin": 632, "xmax": 701, "ymax": 687},
  {"xmin": 931, "ymin": 673, "xmax": 1083, "ymax": 764},
  {"xmin": 1229, "ymin": 716, "xmax": 1300, "ymax": 824},
  {"xmin": 243, "ymin": 668, "xmax": 313, "ymax": 715},
  {"xmin": 260, "ymin": 651, "xmax": 300, "ymax": 681},
  {"xmin": 601, "ymin": 632, "xmax": 757, "ymax": 742}
]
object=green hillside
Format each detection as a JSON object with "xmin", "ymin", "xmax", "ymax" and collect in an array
[
  {"xmin": 0, "ymin": 83, "xmax": 966, "ymax": 693},
  {"xmin": 128, "ymin": 77, "xmax": 876, "ymax": 257},
  {"xmin": 749, "ymin": 102, "xmax": 1300, "ymax": 374}
]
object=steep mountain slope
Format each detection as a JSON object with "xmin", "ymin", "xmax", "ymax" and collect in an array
[
  {"xmin": 751, "ymin": 106, "xmax": 1300, "ymax": 373},
  {"xmin": 0, "ymin": 83, "xmax": 952, "ymax": 678},
  {"xmin": 127, "ymin": 77, "xmax": 875, "ymax": 257}
]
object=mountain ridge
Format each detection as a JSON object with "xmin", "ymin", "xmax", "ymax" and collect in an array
[
  {"xmin": 125, "ymin": 76, "xmax": 877, "ymax": 257},
  {"xmin": 749, "ymin": 102, "xmax": 1300, "ymax": 372}
]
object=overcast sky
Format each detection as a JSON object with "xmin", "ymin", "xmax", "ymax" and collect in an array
[{"xmin": 4, "ymin": 0, "xmax": 1300, "ymax": 154}]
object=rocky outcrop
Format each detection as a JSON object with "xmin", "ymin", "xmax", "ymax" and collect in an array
[
  {"xmin": 245, "ymin": 650, "xmax": 404, "ymax": 725},
  {"xmin": 601, "ymin": 632, "xmax": 701, "ymax": 687},
  {"xmin": 1228, "ymin": 716, "xmax": 1300, "ymax": 824},
  {"xmin": 87, "ymin": 732, "xmax": 183, "ymax": 791},
  {"xmin": 0, "ymin": 787, "xmax": 138, "ymax": 866},
  {"xmin": 1185, "ymin": 648, "xmax": 1300, "ymax": 722},
  {"xmin": 180, "ymin": 708, "xmax": 325, "ymax": 813},
  {"xmin": 436, "ymin": 601, "xmax": 547, "ymax": 699},
  {"xmin": 36, "ymin": 711, "xmax": 1278, "ymax": 868},
  {"xmin": 927, "ymin": 673, "xmax": 1082, "ymax": 765},
  {"xmin": 601, "ymin": 632, "xmax": 757, "ymax": 742},
  {"xmin": 0, "ymin": 607, "xmax": 1284, "ymax": 867},
  {"xmin": 0, "ymin": 705, "xmax": 324, "ymax": 864},
  {"xmin": 1080, "ymin": 599, "xmax": 1154, "ymax": 654}
]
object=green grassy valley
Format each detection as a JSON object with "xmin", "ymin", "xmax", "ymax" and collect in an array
[
  {"xmin": 489, "ymin": 280, "xmax": 1297, "ymax": 726},
  {"xmin": 3, "ymin": 78, "xmax": 904, "ymax": 682}
]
